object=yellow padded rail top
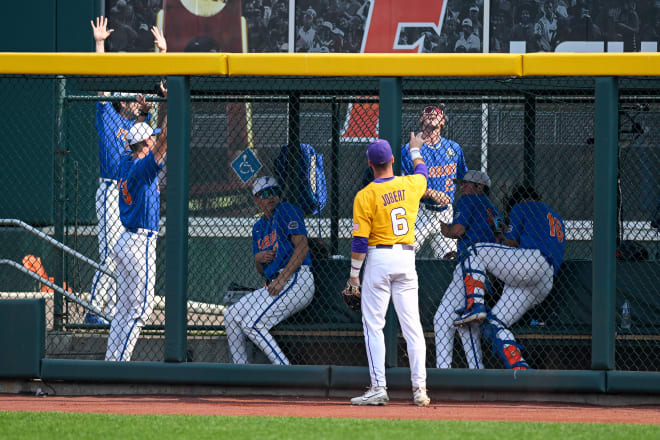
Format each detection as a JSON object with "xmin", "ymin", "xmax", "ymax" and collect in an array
[
  {"xmin": 0, "ymin": 53, "xmax": 228, "ymax": 76},
  {"xmin": 0, "ymin": 52, "xmax": 659, "ymax": 76},
  {"xmin": 226, "ymin": 53, "xmax": 522, "ymax": 76},
  {"xmin": 523, "ymin": 53, "xmax": 660, "ymax": 76}
]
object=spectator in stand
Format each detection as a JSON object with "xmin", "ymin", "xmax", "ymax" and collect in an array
[
  {"xmin": 490, "ymin": 8, "xmax": 508, "ymax": 53},
  {"xmin": 312, "ymin": 20, "xmax": 337, "ymax": 51},
  {"xmin": 533, "ymin": 0, "xmax": 558, "ymax": 51},
  {"xmin": 433, "ymin": 33, "xmax": 452, "ymax": 53},
  {"xmin": 421, "ymin": 31, "xmax": 442, "ymax": 53},
  {"xmin": 296, "ymin": 8, "xmax": 317, "ymax": 52},
  {"xmin": 455, "ymin": 18, "xmax": 481, "ymax": 52},
  {"xmin": 510, "ymin": 2, "xmax": 537, "ymax": 50},
  {"xmin": 343, "ymin": 15, "xmax": 364, "ymax": 52},
  {"xmin": 107, "ymin": 0, "xmax": 138, "ymax": 51},
  {"xmin": 444, "ymin": 17, "xmax": 461, "ymax": 53},
  {"xmin": 559, "ymin": 1, "xmax": 602, "ymax": 43},
  {"xmin": 617, "ymin": 0, "xmax": 641, "ymax": 52},
  {"xmin": 468, "ymin": 5, "xmax": 483, "ymax": 38}
]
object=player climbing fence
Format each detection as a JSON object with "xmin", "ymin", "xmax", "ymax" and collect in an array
[{"xmin": 0, "ymin": 54, "xmax": 659, "ymax": 373}]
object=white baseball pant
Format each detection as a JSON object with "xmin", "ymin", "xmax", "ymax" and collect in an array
[
  {"xmin": 414, "ymin": 204, "xmax": 456, "ymax": 258},
  {"xmin": 224, "ymin": 265, "xmax": 314, "ymax": 365},
  {"xmin": 361, "ymin": 244, "xmax": 427, "ymax": 390},
  {"xmin": 459, "ymin": 244, "xmax": 554, "ymax": 364},
  {"xmin": 90, "ymin": 179, "xmax": 121, "ymax": 317},
  {"xmin": 434, "ymin": 262, "xmax": 484, "ymax": 369},
  {"xmin": 105, "ymin": 228, "xmax": 157, "ymax": 362}
]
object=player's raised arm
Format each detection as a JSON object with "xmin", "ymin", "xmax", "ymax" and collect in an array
[
  {"xmin": 91, "ymin": 16, "xmax": 114, "ymax": 100},
  {"xmin": 151, "ymin": 25, "xmax": 167, "ymax": 53},
  {"xmin": 91, "ymin": 16, "xmax": 113, "ymax": 54},
  {"xmin": 408, "ymin": 131, "xmax": 426, "ymax": 169},
  {"xmin": 144, "ymin": 82, "xmax": 167, "ymax": 163}
]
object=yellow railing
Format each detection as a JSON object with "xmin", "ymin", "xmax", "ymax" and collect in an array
[{"xmin": 1, "ymin": 53, "xmax": 659, "ymax": 76}]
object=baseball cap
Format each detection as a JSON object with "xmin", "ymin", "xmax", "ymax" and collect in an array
[
  {"xmin": 470, "ymin": 6, "xmax": 479, "ymax": 13},
  {"xmin": 423, "ymin": 105, "xmax": 445, "ymax": 116},
  {"xmin": 126, "ymin": 122, "xmax": 161, "ymax": 145},
  {"xmin": 252, "ymin": 176, "xmax": 280, "ymax": 195},
  {"xmin": 366, "ymin": 139, "xmax": 393, "ymax": 165},
  {"xmin": 455, "ymin": 170, "xmax": 491, "ymax": 187},
  {"xmin": 462, "ymin": 18, "xmax": 473, "ymax": 27}
]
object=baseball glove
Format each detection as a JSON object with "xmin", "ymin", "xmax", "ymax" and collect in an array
[{"xmin": 341, "ymin": 280, "xmax": 362, "ymax": 313}]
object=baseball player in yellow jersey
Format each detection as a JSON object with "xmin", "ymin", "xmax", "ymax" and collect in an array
[{"xmin": 349, "ymin": 134, "xmax": 431, "ymax": 407}]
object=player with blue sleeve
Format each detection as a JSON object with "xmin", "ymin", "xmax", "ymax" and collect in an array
[
  {"xmin": 506, "ymin": 196, "xmax": 564, "ymax": 276},
  {"xmin": 105, "ymin": 90, "xmax": 167, "ymax": 361},
  {"xmin": 86, "ymin": 16, "xmax": 166, "ymax": 325},
  {"xmin": 224, "ymin": 176, "xmax": 315, "ymax": 365},
  {"xmin": 452, "ymin": 185, "xmax": 566, "ymax": 370},
  {"xmin": 433, "ymin": 170, "xmax": 501, "ymax": 369},
  {"xmin": 401, "ymin": 105, "xmax": 467, "ymax": 259}
]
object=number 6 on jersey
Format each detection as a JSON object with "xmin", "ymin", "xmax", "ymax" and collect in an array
[{"xmin": 390, "ymin": 207, "xmax": 409, "ymax": 236}]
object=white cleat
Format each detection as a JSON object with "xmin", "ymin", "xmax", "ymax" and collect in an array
[
  {"xmin": 413, "ymin": 387, "xmax": 431, "ymax": 407},
  {"xmin": 351, "ymin": 386, "xmax": 389, "ymax": 406}
]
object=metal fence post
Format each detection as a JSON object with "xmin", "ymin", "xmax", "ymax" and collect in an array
[
  {"xmin": 379, "ymin": 77, "xmax": 402, "ymax": 368},
  {"xmin": 592, "ymin": 77, "xmax": 618, "ymax": 370},
  {"xmin": 330, "ymin": 99, "xmax": 341, "ymax": 256},
  {"xmin": 164, "ymin": 76, "xmax": 191, "ymax": 362},
  {"xmin": 52, "ymin": 75, "xmax": 68, "ymax": 331}
]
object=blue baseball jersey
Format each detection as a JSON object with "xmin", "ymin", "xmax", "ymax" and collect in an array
[
  {"xmin": 506, "ymin": 201, "xmax": 565, "ymax": 275},
  {"xmin": 117, "ymin": 150, "xmax": 163, "ymax": 232},
  {"xmin": 453, "ymin": 194, "xmax": 501, "ymax": 260},
  {"xmin": 252, "ymin": 201, "xmax": 312, "ymax": 280},
  {"xmin": 95, "ymin": 102, "xmax": 134, "ymax": 181},
  {"xmin": 401, "ymin": 137, "xmax": 467, "ymax": 207}
]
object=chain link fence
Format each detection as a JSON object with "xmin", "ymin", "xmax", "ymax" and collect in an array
[{"xmin": 0, "ymin": 74, "xmax": 658, "ymax": 370}]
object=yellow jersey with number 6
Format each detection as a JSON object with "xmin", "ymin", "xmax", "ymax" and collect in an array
[{"xmin": 352, "ymin": 175, "xmax": 427, "ymax": 245}]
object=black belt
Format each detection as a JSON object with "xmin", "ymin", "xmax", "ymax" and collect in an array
[
  {"xmin": 422, "ymin": 204, "xmax": 448, "ymax": 212},
  {"xmin": 375, "ymin": 244, "xmax": 414, "ymax": 251}
]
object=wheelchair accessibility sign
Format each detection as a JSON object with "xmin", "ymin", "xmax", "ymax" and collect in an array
[{"xmin": 231, "ymin": 148, "xmax": 262, "ymax": 183}]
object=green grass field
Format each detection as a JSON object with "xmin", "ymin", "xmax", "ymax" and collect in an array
[{"xmin": 1, "ymin": 411, "xmax": 659, "ymax": 440}]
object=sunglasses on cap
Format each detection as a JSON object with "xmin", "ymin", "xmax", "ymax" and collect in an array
[
  {"xmin": 423, "ymin": 105, "xmax": 445, "ymax": 115},
  {"xmin": 256, "ymin": 187, "xmax": 281, "ymax": 199}
]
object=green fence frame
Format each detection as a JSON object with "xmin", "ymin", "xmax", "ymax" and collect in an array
[{"xmin": 1, "ymin": 53, "xmax": 659, "ymax": 396}]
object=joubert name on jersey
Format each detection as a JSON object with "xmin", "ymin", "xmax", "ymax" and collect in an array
[{"xmin": 382, "ymin": 189, "xmax": 406, "ymax": 206}]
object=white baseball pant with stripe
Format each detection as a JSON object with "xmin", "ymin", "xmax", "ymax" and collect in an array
[
  {"xmin": 361, "ymin": 244, "xmax": 427, "ymax": 390},
  {"xmin": 225, "ymin": 265, "xmax": 314, "ymax": 365},
  {"xmin": 434, "ymin": 261, "xmax": 484, "ymax": 369},
  {"xmin": 90, "ymin": 179, "xmax": 121, "ymax": 316},
  {"xmin": 457, "ymin": 243, "xmax": 555, "ymax": 364},
  {"xmin": 105, "ymin": 229, "xmax": 157, "ymax": 362}
]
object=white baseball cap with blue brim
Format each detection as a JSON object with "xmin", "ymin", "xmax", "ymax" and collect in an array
[
  {"xmin": 126, "ymin": 122, "xmax": 161, "ymax": 145},
  {"xmin": 252, "ymin": 176, "xmax": 280, "ymax": 195}
]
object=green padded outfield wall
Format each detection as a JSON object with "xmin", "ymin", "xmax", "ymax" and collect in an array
[{"xmin": 0, "ymin": 299, "xmax": 45, "ymax": 378}]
